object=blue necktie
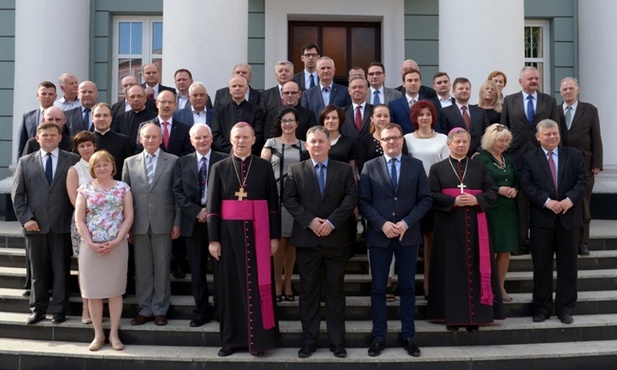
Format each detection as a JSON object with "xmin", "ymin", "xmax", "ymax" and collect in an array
[
  {"xmin": 83, "ymin": 108, "xmax": 91, "ymax": 130},
  {"xmin": 389, "ymin": 158, "xmax": 398, "ymax": 192},
  {"xmin": 373, "ymin": 90, "xmax": 381, "ymax": 105},
  {"xmin": 309, "ymin": 74, "xmax": 316, "ymax": 88},
  {"xmin": 317, "ymin": 163, "xmax": 325, "ymax": 197},
  {"xmin": 199, "ymin": 156, "xmax": 208, "ymax": 204},
  {"xmin": 45, "ymin": 152, "xmax": 53, "ymax": 185},
  {"xmin": 526, "ymin": 95, "xmax": 535, "ymax": 125}
]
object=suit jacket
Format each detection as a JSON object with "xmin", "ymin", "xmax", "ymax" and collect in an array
[
  {"xmin": 300, "ymin": 83, "xmax": 352, "ymax": 119},
  {"xmin": 519, "ymin": 146, "xmax": 588, "ymax": 230},
  {"xmin": 396, "ymin": 84, "xmax": 437, "ymax": 99},
  {"xmin": 366, "ymin": 87, "xmax": 403, "ymax": 105},
  {"xmin": 111, "ymin": 98, "xmax": 157, "ymax": 120},
  {"xmin": 65, "ymin": 106, "xmax": 91, "ymax": 137},
  {"xmin": 122, "ymin": 150, "xmax": 181, "ymax": 235},
  {"xmin": 173, "ymin": 151, "xmax": 228, "ymax": 236},
  {"xmin": 293, "ymin": 71, "xmax": 319, "ymax": 91},
  {"xmin": 140, "ymin": 83, "xmax": 176, "ymax": 97},
  {"xmin": 559, "ymin": 101, "xmax": 603, "ymax": 171},
  {"xmin": 440, "ymin": 104, "xmax": 490, "ymax": 156},
  {"xmin": 388, "ymin": 96, "xmax": 438, "ymax": 134},
  {"xmin": 137, "ymin": 117, "xmax": 194, "ymax": 157},
  {"xmin": 341, "ymin": 103, "xmax": 373, "ymax": 140},
  {"xmin": 172, "ymin": 106, "xmax": 214, "ymax": 126},
  {"xmin": 358, "ymin": 155, "xmax": 432, "ymax": 247},
  {"xmin": 260, "ymin": 85, "xmax": 284, "ymax": 117},
  {"xmin": 283, "ymin": 159, "xmax": 357, "ymax": 248},
  {"xmin": 264, "ymin": 104, "xmax": 317, "ymax": 141},
  {"xmin": 500, "ymin": 91, "xmax": 560, "ymax": 166},
  {"xmin": 17, "ymin": 109, "xmax": 41, "ymax": 158},
  {"xmin": 214, "ymin": 86, "xmax": 261, "ymax": 109},
  {"xmin": 12, "ymin": 149, "xmax": 80, "ymax": 234}
]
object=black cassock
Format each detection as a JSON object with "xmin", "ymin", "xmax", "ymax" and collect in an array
[
  {"xmin": 207, "ymin": 155, "xmax": 281, "ymax": 353},
  {"xmin": 427, "ymin": 156, "xmax": 505, "ymax": 325}
]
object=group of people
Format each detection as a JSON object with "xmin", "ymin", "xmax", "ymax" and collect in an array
[{"xmin": 11, "ymin": 42, "xmax": 602, "ymax": 358}]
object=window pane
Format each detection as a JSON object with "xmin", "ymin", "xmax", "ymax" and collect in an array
[
  {"xmin": 119, "ymin": 22, "xmax": 130, "ymax": 54},
  {"xmin": 322, "ymin": 27, "xmax": 347, "ymax": 80},
  {"xmin": 131, "ymin": 22, "xmax": 143, "ymax": 54},
  {"xmin": 525, "ymin": 26, "xmax": 543, "ymax": 59},
  {"xmin": 351, "ymin": 27, "xmax": 376, "ymax": 71},
  {"xmin": 152, "ymin": 22, "xmax": 163, "ymax": 55},
  {"xmin": 289, "ymin": 25, "xmax": 319, "ymax": 73}
]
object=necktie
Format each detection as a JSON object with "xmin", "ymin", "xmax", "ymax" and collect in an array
[
  {"xmin": 565, "ymin": 106, "xmax": 573, "ymax": 129},
  {"xmin": 373, "ymin": 90, "xmax": 381, "ymax": 105},
  {"xmin": 40, "ymin": 109, "xmax": 45, "ymax": 124},
  {"xmin": 355, "ymin": 105, "xmax": 363, "ymax": 132},
  {"xmin": 317, "ymin": 163, "xmax": 325, "ymax": 197},
  {"xmin": 409, "ymin": 98, "xmax": 416, "ymax": 109},
  {"xmin": 547, "ymin": 151, "xmax": 557, "ymax": 191},
  {"xmin": 526, "ymin": 95, "xmax": 535, "ymax": 125},
  {"xmin": 146, "ymin": 153, "xmax": 155, "ymax": 185},
  {"xmin": 389, "ymin": 158, "xmax": 398, "ymax": 192},
  {"xmin": 199, "ymin": 156, "xmax": 208, "ymax": 204},
  {"xmin": 45, "ymin": 152, "xmax": 53, "ymax": 185},
  {"xmin": 461, "ymin": 105, "xmax": 471, "ymax": 131},
  {"xmin": 162, "ymin": 121, "xmax": 170, "ymax": 149},
  {"xmin": 309, "ymin": 73, "xmax": 316, "ymax": 88},
  {"xmin": 83, "ymin": 108, "xmax": 91, "ymax": 130}
]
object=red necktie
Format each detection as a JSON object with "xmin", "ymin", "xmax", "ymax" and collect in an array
[
  {"xmin": 461, "ymin": 105, "xmax": 471, "ymax": 131},
  {"xmin": 162, "ymin": 121, "xmax": 170, "ymax": 149},
  {"xmin": 547, "ymin": 151, "xmax": 557, "ymax": 191},
  {"xmin": 355, "ymin": 105, "xmax": 363, "ymax": 132}
]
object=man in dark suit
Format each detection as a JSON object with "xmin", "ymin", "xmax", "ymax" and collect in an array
[
  {"xmin": 211, "ymin": 76, "xmax": 265, "ymax": 154},
  {"xmin": 91, "ymin": 103, "xmax": 133, "ymax": 180},
  {"xmin": 264, "ymin": 81, "xmax": 316, "ymax": 141},
  {"xmin": 12, "ymin": 122, "xmax": 80, "ymax": 325},
  {"xmin": 138, "ymin": 90, "xmax": 193, "ymax": 157},
  {"xmin": 260, "ymin": 61, "xmax": 294, "ymax": 119},
  {"xmin": 366, "ymin": 62, "xmax": 403, "ymax": 105},
  {"xmin": 172, "ymin": 82, "xmax": 214, "ymax": 126},
  {"xmin": 65, "ymin": 81, "xmax": 99, "ymax": 136},
  {"xmin": 122, "ymin": 123, "xmax": 181, "ymax": 326},
  {"xmin": 559, "ymin": 77, "xmax": 603, "ymax": 256},
  {"xmin": 342, "ymin": 76, "xmax": 373, "ymax": 140},
  {"xmin": 440, "ymin": 77, "xmax": 490, "ymax": 156},
  {"xmin": 213, "ymin": 64, "xmax": 262, "ymax": 108},
  {"xmin": 292, "ymin": 44, "xmax": 320, "ymax": 91},
  {"xmin": 141, "ymin": 63, "xmax": 175, "ymax": 99},
  {"xmin": 519, "ymin": 119, "xmax": 587, "ymax": 324},
  {"xmin": 501, "ymin": 66, "xmax": 560, "ymax": 255},
  {"xmin": 173, "ymin": 123, "xmax": 228, "ymax": 327},
  {"xmin": 359, "ymin": 123, "xmax": 431, "ymax": 357},
  {"xmin": 111, "ymin": 75, "xmax": 157, "ymax": 120},
  {"xmin": 300, "ymin": 56, "xmax": 351, "ymax": 119},
  {"xmin": 284, "ymin": 126, "xmax": 357, "ymax": 359},
  {"xmin": 17, "ymin": 81, "xmax": 57, "ymax": 158},
  {"xmin": 112, "ymin": 85, "xmax": 158, "ymax": 152},
  {"xmin": 389, "ymin": 69, "xmax": 438, "ymax": 134},
  {"xmin": 394, "ymin": 59, "xmax": 437, "ymax": 99},
  {"xmin": 22, "ymin": 107, "xmax": 73, "ymax": 155}
]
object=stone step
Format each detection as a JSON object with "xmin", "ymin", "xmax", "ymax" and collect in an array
[
  {"xmin": 0, "ymin": 337, "xmax": 616, "ymax": 370},
  {"xmin": 2, "ymin": 288, "xmax": 617, "ymax": 320}
]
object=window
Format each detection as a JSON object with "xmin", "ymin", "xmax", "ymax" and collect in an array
[
  {"xmin": 112, "ymin": 16, "xmax": 163, "ymax": 102},
  {"xmin": 524, "ymin": 20, "xmax": 550, "ymax": 93}
]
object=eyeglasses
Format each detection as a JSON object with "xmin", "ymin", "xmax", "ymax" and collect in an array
[
  {"xmin": 303, "ymin": 53, "xmax": 319, "ymax": 58},
  {"xmin": 493, "ymin": 124, "xmax": 506, "ymax": 132},
  {"xmin": 282, "ymin": 91, "xmax": 299, "ymax": 95},
  {"xmin": 367, "ymin": 72, "xmax": 383, "ymax": 76},
  {"xmin": 380, "ymin": 136, "xmax": 403, "ymax": 142},
  {"xmin": 281, "ymin": 119, "xmax": 297, "ymax": 124}
]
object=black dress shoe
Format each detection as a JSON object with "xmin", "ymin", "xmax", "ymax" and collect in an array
[
  {"xmin": 172, "ymin": 267, "xmax": 186, "ymax": 279},
  {"xmin": 190, "ymin": 316, "xmax": 207, "ymax": 327},
  {"xmin": 533, "ymin": 313, "xmax": 550, "ymax": 322},
  {"xmin": 578, "ymin": 245, "xmax": 590, "ymax": 256},
  {"xmin": 466, "ymin": 325, "xmax": 479, "ymax": 332},
  {"xmin": 51, "ymin": 313, "xmax": 66, "ymax": 324},
  {"xmin": 559, "ymin": 314, "xmax": 574, "ymax": 324},
  {"xmin": 330, "ymin": 344, "xmax": 347, "ymax": 358},
  {"xmin": 298, "ymin": 344, "xmax": 316, "ymax": 358},
  {"xmin": 402, "ymin": 338, "xmax": 421, "ymax": 357},
  {"xmin": 218, "ymin": 347, "xmax": 234, "ymax": 357},
  {"xmin": 22, "ymin": 290, "xmax": 30, "ymax": 297},
  {"xmin": 446, "ymin": 325, "xmax": 459, "ymax": 332},
  {"xmin": 368, "ymin": 338, "xmax": 386, "ymax": 357},
  {"xmin": 26, "ymin": 312, "xmax": 45, "ymax": 325}
]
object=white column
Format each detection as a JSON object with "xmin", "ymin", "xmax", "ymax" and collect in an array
[
  {"xmin": 438, "ymin": 0, "xmax": 524, "ymax": 96},
  {"xmin": 162, "ymin": 0, "xmax": 248, "ymax": 98},
  {"xmin": 579, "ymin": 0, "xmax": 615, "ymax": 190},
  {"xmin": 11, "ymin": 0, "xmax": 90, "ymax": 164}
]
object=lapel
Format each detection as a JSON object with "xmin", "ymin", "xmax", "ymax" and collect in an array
[
  {"xmin": 569, "ymin": 103, "xmax": 585, "ymax": 130},
  {"xmin": 32, "ymin": 152, "xmax": 50, "ymax": 188},
  {"xmin": 515, "ymin": 92, "xmax": 526, "ymax": 118},
  {"xmin": 187, "ymin": 152, "xmax": 199, "ymax": 185},
  {"xmin": 50, "ymin": 151, "xmax": 67, "ymax": 189},
  {"xmin": 556, "ymin": 148, "xmax": 568, "ymax": 190},
  {"xmin": 537, "ymin": 148, "xmax": 555, "ymax": 190},
  {"xmin": 303, "ymin": 160, "xmax": 321, "ymax": 199},
  {"xmin": 151, "ymin": 152, "xmax": 168, "ymax": 189},
  {"xmin": 135, "ymin": 154, "xmax": 150, "ymax": 188},
  {"xmin": 377, "ymin": 156, "xmax": 395, "ymax": 194}
]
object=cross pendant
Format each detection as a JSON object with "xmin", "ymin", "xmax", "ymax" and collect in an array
[
  {"xmin": 457, "ymin": 182, "xmax": 467, "ymax": 194},
  {"xmin": 235, "ymin": 187, "xmax": 248, "ymax": 201}
]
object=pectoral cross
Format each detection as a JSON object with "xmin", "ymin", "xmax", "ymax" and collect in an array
[
  {"xmin": 235, "ymin": 187, "xmax": 248, "ymax": 201},
  {"xmin": 457, "ymin": 182, "xmax": 467, "ymax": 194}
]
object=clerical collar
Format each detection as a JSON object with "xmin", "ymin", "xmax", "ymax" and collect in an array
[
  {"xmin": 449, "ymin": 155, "xmax": 466, "ymax": 162},
  {"xmin": 95, "ymin": 128, "xmax": 111, "ymax": 135},
  {"xmin": 233, "ymin": 154, "xmax": 251, "ymax": 161}
]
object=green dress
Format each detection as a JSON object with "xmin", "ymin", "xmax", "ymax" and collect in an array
[{"xmin": 474, "ymin": 151, "xmax": 519, "ymax": 253}]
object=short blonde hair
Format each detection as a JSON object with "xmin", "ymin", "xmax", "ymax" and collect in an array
[
  {"xmin": 481, "ymin": 123, "xmax": 512, "ymax": 151},
  {"xmin": 88, "ymin": 150, "xmax": 117, "ymax": 178}
]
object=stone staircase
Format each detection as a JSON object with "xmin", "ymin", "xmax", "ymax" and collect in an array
[{"xmin": 1, "ymin": 221, "xmax": 617, "ymax": 369}]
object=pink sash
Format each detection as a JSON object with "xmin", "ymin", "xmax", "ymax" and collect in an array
[
  {"xmin": 221, "ymin": 199, "xmax": 275, "ymax": 329},
  {"xmin": 443, "ymin": 188, "xmax": 493, "ymax": 306}
]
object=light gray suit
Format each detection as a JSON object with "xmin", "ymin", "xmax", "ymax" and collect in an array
[
  {"xmin": 12, "ymin": 149, "xmax": 79, "ymax": 315},
  {"xmin": 366, "ymin": 87, "xmax": 403, "ymax": 105},
  {"xmin": 122, "ymin": 149, "xmax": 180, "ymax": 317}
]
